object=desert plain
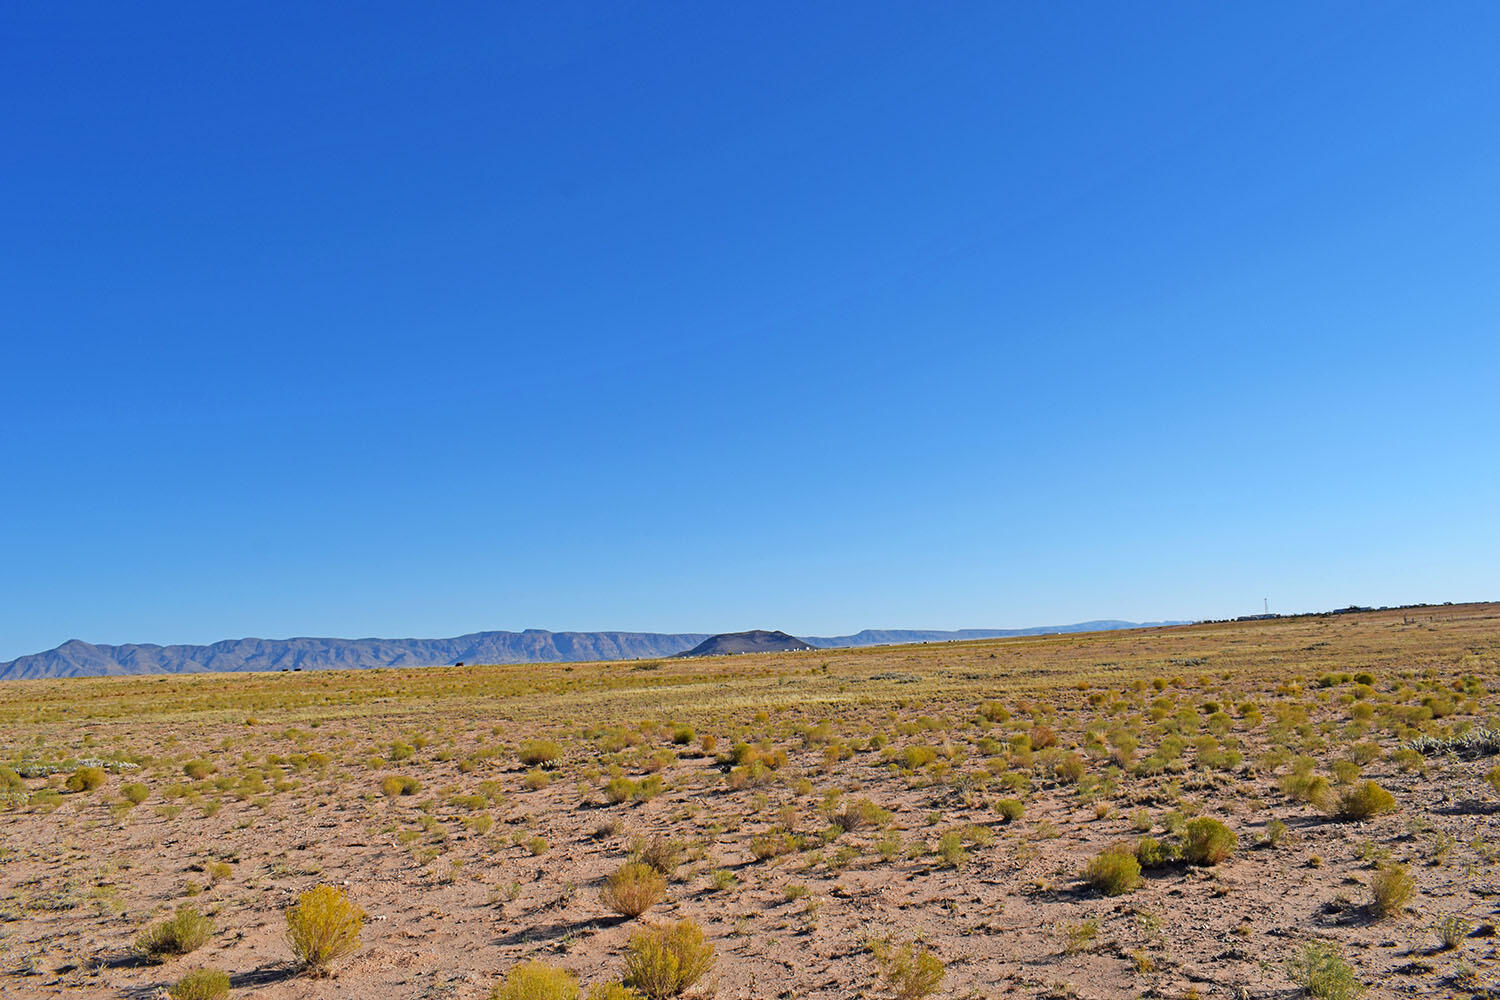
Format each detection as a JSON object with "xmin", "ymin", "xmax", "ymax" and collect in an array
[{"xmin": 3, "ymin": 604, "xmax": 1499, "ymax": 999}]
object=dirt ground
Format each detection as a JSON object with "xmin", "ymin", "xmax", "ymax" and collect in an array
[{"xmin": 2, "ymin": 604, "xmax": 1499, "ymax": 999}]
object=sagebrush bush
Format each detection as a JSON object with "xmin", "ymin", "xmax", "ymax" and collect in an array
[
  {"xmin": 1135, "ymin": 836, "xmax": 1178, "ymax": 868},
  {"xmin": 1085, "ymin": 844, "xmax": 1141, "ymax": 896},
  {"xmin": 994, "ymin": 798, "xmax": 1025, "ymax": 821},
  {"xmin": 623, "ymin": 918, "xmax": 715, "ymax": 999},
  {"xmin": 169, "ymin": 968, "xmax": 230, "ymax": 1000},
  {"xmin": 380, "ymin": 774, "xmax": 421, "ymax": 797},
  {"xmin": 604, "ymin": 777, "xmax": 635, "ymax": 804},
  {"xmin": 1182, "ymin": 817, "xmax": 1236, "ymax": 865},
  {"xmin": 902, "ymin": 745, "xmax": 938, "ymax": 770},
  {"xmin": 519, "ymin": 740, "xmax": 562, "ymax": 766},
  {"xmin": 600, "ymin": 862, "xmax": 666, "ymax": 918},
  {"xmin": 833, "ymin": 797, "xmax": 892, "ymax": 832},
  {"xmin": 631, "ymin": 835, "xmax": 683, "ymax": 876},
  {"xmin": 122, "ymin": 782, "xmax": 150, "ymax": 804},
  {"xmin": 1336, "ymin": 781, "xmax": 1397, "ymax": 821},
  {"xmin": 491, "ymin": 960, "xmax": 578, "ymax": 1000},
  {"xmin": 1285, "ymin": 941, "xmax": 1362, "ymax": 1000},
  {"xmin": 934, "ymin": 831, "xmax": 967, "ymax": 868},
  {"xmin": 65, "ymin": 766, "xmax": 107, "ymax": 792},
  {"xmin": 872, "ymin": 939, "xmax": 945, "ymax": 1000},
  {"xmin": 586, "ymin": 983, "xmax": 642, "ymax": 1000},
  {"xmin": 749, "ymin": 833, "xmax": 796, "ymax": 861},
  {"xmin": 284, "ymin": 885, "xmax": 365, "ymax": 975},
  {"xmin": 1369, "ymin": 860, "xmax": 1414, "ymax": 917},
  {"xmin": 136, "ymin": 907, "xmax": 214, "ymax": 962},
  {"xmin": 1054, "ymin": 752, "xmax": 1085, "ymax": 784}
]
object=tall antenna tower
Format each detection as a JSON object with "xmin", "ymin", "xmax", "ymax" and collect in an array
[{"xmin": 1264, "ymin": 598, "xmax": 1269, "ymax": 615}]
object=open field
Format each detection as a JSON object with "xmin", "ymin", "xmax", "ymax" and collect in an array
[{"xmin": 3, "ymin": 604, "xmax": 1500, "ymax": 999}]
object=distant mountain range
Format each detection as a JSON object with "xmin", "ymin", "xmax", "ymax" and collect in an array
[{"xmin": 0, "ymin": 619, "xmax": 1184, "ymax": 680}]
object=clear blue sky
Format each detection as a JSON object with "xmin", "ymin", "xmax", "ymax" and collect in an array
[{"xmin": 4, "ymin": 2, "xmax": 1498, "ymax": 661}]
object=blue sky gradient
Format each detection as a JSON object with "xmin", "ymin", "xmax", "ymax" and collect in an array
[{"xmin": 3, "ymin": 2, "xmax": 1498, "ymax": 660}]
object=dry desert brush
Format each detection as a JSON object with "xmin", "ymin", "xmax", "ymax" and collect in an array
[
  {"xmin": 491, "ymin": 960, "xmax": 579, "ymax": 1000},
  {"xmin": 871, "ymin": 938, "xmax": 946, "ymax": 1000},
  {"xmin": 135, "ymin": 907, "xmax": 214, "ymax": 962},
  {"xmin": 623, "ymin": 918, "xmax": 716, "ymax": 999},
  {"xmin": 168, "ymin": 968, "xmax": 231, "ymax": 1000},
  {"xmin": 600, "ymin": 862, "xmax": 667, "ymax": 918},
  {"xmin": 284, "ymin": 884, "xmax": 365, "ymax": 975},
  {"xmin": 1085, "ymin": 843, "xmax": 1142, "ymax": 896}
]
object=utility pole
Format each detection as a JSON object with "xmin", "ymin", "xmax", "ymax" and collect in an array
[{"xmin": 1264, "ymin": 598, "xmax": 1269, "ymax": 615}]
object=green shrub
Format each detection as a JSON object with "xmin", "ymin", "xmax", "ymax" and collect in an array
[
  {"xmin": 586, "ymin": 984, "xmax": 642, "ymax": 1000},
  {"xmin": 1061, "ymin": 917, "xmax": 1098, "ymax": 954},
  {"xmin": 519, "ymin": 740, "xmax": 562, "ymax": 766},
  {"xmin": 934, "ymin": 831, "xmax": 967, "ymax": 868},
  {"xmin": 631, "ymin": 835, "xmax": 683, "ymax": 876},
  {"xmin": 1336, "ymin": 781, "xmax": 1397, "ymax": 821},
  {"xmin": 65, "ymin": 766, "xmax": 107, "ymax": 793},
  {"xmin": 380, "ymin": 775, "xmax": 421, "ymax": 797},
  {"xmin": 1434, "ymin": 914, "xmax": 1471, "ymax": 950},
  {"xmin": 1054, "ymin": 752, "xmax": 1085, "ymax": 784},
  {"xmin": 169, "ymin": 968, "xmax": 230, "ymax": 1000},
  {"xmin": 1331, "ymin": 760, "xmax": 1361, "ymax": 784},
  {"xmin": 1182, "ymin": 817, "xmax": 1236, "ymax": 865},
  {"xmin": 122, "ymin": 782, "xmax": 150, "ymax": 805},
  {"xmin": 1369, "ymin": 861, "xmax": 1414, "ymax": 918},
  {"xmin": 0, "ymin": 767, "xmax": 26, "ymax": 792},
  {"xmin": 994, "ymin": 798, "xmax": 1025, "ymax": 821},
  {"xmin": 183, "ymin": 761, "xmax": 215, "ymax": 780},
  {"xmin": 136, "ymin": 907, "xmax": 214, "ymax": 962},
  {"xmin": 833, "ymin": 797, "xmax": 893, "ymax": 832},
  {"xmin": 491, "ymin": 961, "xmax": 578, "ymax": 1000},
  {"xmin": 749, "ymin": 833, "xmax": 796, "ymax": 861},
  {"xmin": 623, "ymin": 918, "xmax": 715, "ymax": 999},
  {"xmin": 599, "ymin": 862, "xmax": 666, "ymax": 918},
  {"xmin": 1135, "ymin": 836, "xmax": 1178, "ymax": 868},
  {"xmin": 1285, "ymin": 941, "xmax": 1362, "ymax": 1000},
  {"xmin": 978, "ymin": 700, "xmax": 1009, "ymax": 723},
  {"xmin": 1085, "ymin": 844, "xmax": 1141, "ymax": 896},
  {"xmin": 872, "ymin": 939, "xmax": 945, "ymax": 1000},
  {"xmin": 284, "ymin": 885, "xmax": 364, "ymax": 975},
  {"xmin": 29, "ymin": 788, "xmax": 63, "ymax": 810}
]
